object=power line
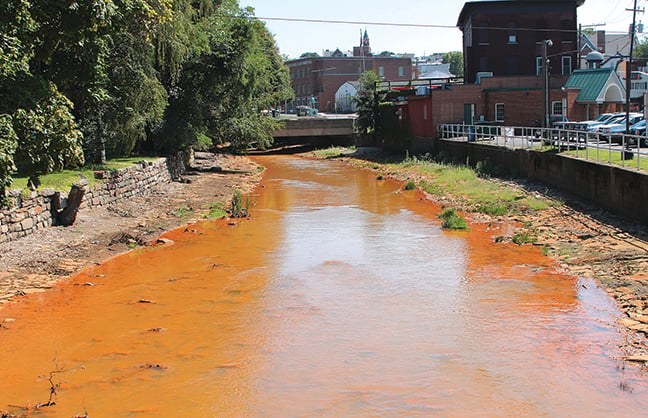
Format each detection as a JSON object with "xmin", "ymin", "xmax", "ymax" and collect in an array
[{"xmin": 254, "ymin": 16, "xmax": 583, "ymax": 34}]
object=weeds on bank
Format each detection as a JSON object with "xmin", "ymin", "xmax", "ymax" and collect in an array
[
  {"xmin": 172, "ymin": 206, "xmax": 193, "ymax": 218},
  {"xmin": 310, "ymin": 146, "xmax": 356, "ymax": 159},
  {"xmin": 229, "ymin": 190, "xmax": 252, "ymax": 218},
  {"xmin": 512, "ymin": 230, "xmax": 537, "ymax": 245},
  {"xmin": 438, "ymin": 208, "xmax": 469, "ymax": 230},
  {"xmin": 205, "ymin": 201, "xmax": 228, "ymax": 219}
]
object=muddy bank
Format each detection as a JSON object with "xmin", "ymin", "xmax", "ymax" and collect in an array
[
  {"xmin": 309, "ymin": 148, "xmax": 648, "ymax": 362},
  {"xmin": 0, "ymin": 152, "xmax": 261, "ymax": 305}
]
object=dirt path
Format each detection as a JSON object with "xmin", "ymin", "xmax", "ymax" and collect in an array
[{"xmin": 0, "ymin": 152, "xmax": 261, "ymax": 305}]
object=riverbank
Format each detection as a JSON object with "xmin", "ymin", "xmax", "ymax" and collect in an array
[
  {"xmin": 305, "ymin": 147, "xmax": 648, "ymax": 363},
  {"xmin": 0, "ymin": 152, "xmax": 261, "ymax": 307}
]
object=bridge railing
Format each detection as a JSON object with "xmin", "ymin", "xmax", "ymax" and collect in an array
[{"xmin": 437, "ymin": 123, "xmax": 648, "ymax": 172}]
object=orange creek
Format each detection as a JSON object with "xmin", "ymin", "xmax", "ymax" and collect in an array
[{"xmin": 0, "ymin": 155, "xmax": 647, "ymax": 416}]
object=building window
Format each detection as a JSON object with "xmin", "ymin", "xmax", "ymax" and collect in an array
[
  {"xmin": 536, "ymin": 57, "xmax": 543, "ymax": 76},
  {"xmin": 507, "ymin": 22, "xmax": 517, "ymax": 44},
  {"xmin": 562, "ymin": 56, "xmax": 572, "ymax": 75},
  {"xmin": 552, "ymin": 101, "xmax": 563, "ymax": 116},
  {"xmin": 398, "ymin": 66, "xmax": 404, "ymax": 77},
  {"xmin": 495, "ymin": 103, "xmax": 504, "ymax": 122},
  {"xmin": 423, "ymin": 105, "xmax": 428, "ymax": 121},
  {"xmin": 379, "ymin": 66, "xmax": 385, "ymax": 77},
  {"xmin": 478, "ymin": 22, "xmax": 489, "ymax": 45}
]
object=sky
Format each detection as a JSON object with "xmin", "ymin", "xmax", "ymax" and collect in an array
[{"xmin": 239, "ymin": 0, "xmax": 647, "ymax": 59}]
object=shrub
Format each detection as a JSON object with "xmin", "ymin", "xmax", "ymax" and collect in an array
[
  {"xmin": 438, "ymin": 208, "xmax": 469, "ymax": 230},
  {"xmin": 403, "ymin": 181, "xmax": 416, "ymax": 190},
  {"xmin": 512, "ymin": 230, "xmax": 537, "ymax": 245},
  {"xmin": 477, "ymin": 203, "xmax": 509, "ymax": 216},
  {"xmin": 230, "ymin": 190, "xmax": 252, "ymax": 218}
]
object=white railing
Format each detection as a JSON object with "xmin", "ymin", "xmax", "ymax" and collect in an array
[{"xmin": 437, "ymin": 123, "xmax": 647, "ymax": 171}]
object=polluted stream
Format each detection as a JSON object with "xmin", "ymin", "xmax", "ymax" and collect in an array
[{"xmin": 0, "ymin": 155, "xmax": 647, "ymax": 416}]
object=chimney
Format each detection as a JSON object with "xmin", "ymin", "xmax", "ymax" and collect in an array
[{"xmin": 597, "ymin": 30, "xmax": 606, "ymax": 53}]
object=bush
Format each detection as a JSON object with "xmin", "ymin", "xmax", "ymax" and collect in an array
[
  {"xmin": 477, "ymin": 203, "xmax": 509, "ymax": 216},
  {"xmin": 230, "ymin": 190, "xmax": 252, "ymax": 218},
  {"xmin": 438, "ymin": 208, "xmax": 469, "ymax": 230},
  {"xmin": 403, "ymin": 181, "xmax": 416, "ymax": 190},
  {"xmin": 512, "ymin": 230, "xmax": 537, "ymax": 245}
]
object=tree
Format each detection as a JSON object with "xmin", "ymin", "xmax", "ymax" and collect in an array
[
  {"xmin": 12, "ymin": 84, "xmax": 84, "ymax": 188},
  {"xmin": 634, "ymin": 38, "xmax": 648, "ymax": 59},
  {"xmin": 379, "ymin": 51, "xmax": 394, "ymax": 57},
  {"xmin": 300, "ymin": 52, "xmax": 319, "ymax": 58},
  {"xmin": 442, "ymin": 51, "xmax": 464, "ymax": 78},
  {"xmin": 353, "ymin": 71, "xmax": 382, "ymax": 138},
  {"xmin": 156, "ymin": 0, "xmax": 292, "ymax": 152}
]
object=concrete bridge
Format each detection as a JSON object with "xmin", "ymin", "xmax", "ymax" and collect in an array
[{"xmin": 273, "ymin": 116, "xmax": 355, "ymax": 139}]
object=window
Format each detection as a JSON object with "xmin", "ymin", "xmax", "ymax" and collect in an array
[
  {"xmin": 552, "ymin": 101, "xmax": 563, "ymax": 116},
  {"xmin": 478, "ymin": 22, "xmax": 489, "ymax": 44},
  {"xmin": 507, "ymin": 22, "xmax": 517, "ymax": 44},
  {"xmin": 562, "ymin": 56, "xmax": 572, "ymax": 75},
  {"xmin": 423, "ymin": 105, "xmax": 428, "ymax": 121},
  {"xmin": 398, "ymin": 66, "xmax": 405, "ymax": 77},
  {"xmin": 536, "ymin": 57, "xmax": 543, "ymax": 76},
  {"xmin": 379, "ymin": 66, "xmax": 385, "ymax": 77},
  {"xmin": 495, "ymin": 103, "xmax": 504, "ymax": 122}
]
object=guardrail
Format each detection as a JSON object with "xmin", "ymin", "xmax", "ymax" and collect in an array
[{"xmin": 437, "ymin": 124, "xmax": 647, "ymax": 171}]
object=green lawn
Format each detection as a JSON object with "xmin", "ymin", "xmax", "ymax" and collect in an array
[
  {"xmin": 560, "ymin": 148, "xmax": 648, "ymax": 171},
  {"xmin": 10, "ymin": 156, "xmax": 160, "ymax": 193}
]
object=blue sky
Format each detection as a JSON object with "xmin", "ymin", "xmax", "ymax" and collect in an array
[{"xmin": 239, "ymin": 0, "xmax": 646, "ymax": 59}]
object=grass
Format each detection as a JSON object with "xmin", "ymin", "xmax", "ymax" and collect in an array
[
  {"xmin": 205, "ymin": 201, "xmax": 228, "ymax": 219},
  {"xmin": 389, "ymin": 156, "xmax": 539, "ymax": 210},
  {"xmin": 310, "ymin": 146, "xmax": 356, "ymax": 159},
  {"xmin": 172, "ymin": 206, "xmax": 193, "ymax": 218},
  {"xmin": 512, "ymin": 230, "xmax": 537, "ymax": 245},
  {"xmin": 561, "ymin": 148, "xmax": 648, "ymax": 171},
  {"xmin": 403, "ymin": 181, "xmax": 416, "ymax": 190},
  {"xmin": 438, "ymin": 208, "xmax": 469, "ymax": 230},
  {"xmin": 10, "ymin": 156, "xmax": 160, "ymax": 192}
]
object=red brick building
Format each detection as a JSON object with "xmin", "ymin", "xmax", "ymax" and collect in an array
[
  {"xmin": 286, "ymin": 32, "xmax": 411, "ymax": 113},
  {"xmin": 458, "ymin": 0, "xmax": 584, "ymax": 84}
]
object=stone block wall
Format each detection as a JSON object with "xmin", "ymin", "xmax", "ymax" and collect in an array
[{"xmin": 0, "ymin": 158, "xmax": 176, "ymax": 243}]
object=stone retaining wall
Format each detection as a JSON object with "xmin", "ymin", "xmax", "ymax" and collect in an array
[{"xmin": 0, "ymin": 158, "xmax": 177, "ymax": 243}]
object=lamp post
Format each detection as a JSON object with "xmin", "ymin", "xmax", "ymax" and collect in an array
[{"xmin": 542, "ymin": 39, "xmax": 553, "ymax": 129}]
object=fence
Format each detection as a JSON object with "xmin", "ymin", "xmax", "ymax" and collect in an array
[{"xmin": 437, "ymin": 123, "xmax": 648, "ymax": 172}]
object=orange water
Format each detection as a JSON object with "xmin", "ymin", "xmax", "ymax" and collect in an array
[{"xmin": 0, "ymin": 156, "xmax": 646, "ymax": 416}]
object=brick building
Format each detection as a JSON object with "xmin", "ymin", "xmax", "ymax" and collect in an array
[
  {"xmin": 457, "ymin": 0, "xmax": 584, "ymax": 84},
  {"xmin": 285, "ymin": 31, "xmax": 412, "ymax": 113}
]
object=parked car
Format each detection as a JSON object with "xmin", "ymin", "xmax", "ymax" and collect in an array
[
  {"xmin": 598, "ymin": 114, "xmax": 645, "ymax": 143},
  {"xmin": 579, "ymin": 113, "xmax": 619, "ymax": 131},
  {"xmin": 628, "ymin": 119, "xmax": 648, "ymax": 146},
  {"xmin": 296, "ymin": 105, "xmax": 318, "ymax": 117}
]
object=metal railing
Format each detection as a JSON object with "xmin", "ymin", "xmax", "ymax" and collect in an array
[{"xmin": 437, "ymin": 123, "xmax": 647, "ymax": 171}]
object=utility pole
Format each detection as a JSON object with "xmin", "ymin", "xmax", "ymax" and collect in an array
[
  {"xmin": 626, "ymin": 0, "xmax": 644, "ymax": 133},
  {"xmin": 542, "ymin": 39, "xmax": 553, "ymax": 129}
]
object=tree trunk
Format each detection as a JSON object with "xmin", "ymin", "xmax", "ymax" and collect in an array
[{"xmin": 55, "ymin": 184, "xmax": 86, "ymax": 226}]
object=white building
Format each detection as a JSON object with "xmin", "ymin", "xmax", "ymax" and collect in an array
[{"xmin": 335, "ymin": 81, "xmax": 359, "ymax": 113}]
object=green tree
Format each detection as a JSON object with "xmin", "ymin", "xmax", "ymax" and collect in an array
[
  {"xmin": 442, "ymin": 51, "xmax": 464, "ymax": 78},
  {"xmin": 634, "ymin": 38, "xmax": 648, "ymax": 59},
  {"xmin": 12, "ymin": 84, "xmax": 84, "ymax": 188},
  {"xmin": 353, "ymin": 70, "xmax": 382, "ymax": 138},
  {"xmin": 300, "ymin": 52, "xmax": 319, "ymax": 58},
  {"xmin": 156, "ymin": 0, "xmax": 292, "ymax": 152}
]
